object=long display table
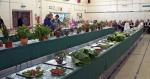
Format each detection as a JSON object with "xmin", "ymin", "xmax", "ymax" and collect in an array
[
  {"xmin": 0, "ymin": 28, "xmax": 115, "ymax": 70},
  {"xmin": 63, "ymin": 28, "xmax": 143, "ymax": 79}
]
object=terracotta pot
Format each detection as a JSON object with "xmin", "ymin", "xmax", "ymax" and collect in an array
[
  {"xmin": 85, "ymin": 28, "xmax": 89, "ymax": 32},
  {"xmin": 39, "ymin": 35, "xmax": 48, "ymax": 41},
  {"xmin": 0, "ymin": 40, "xmax": 3, "ymax": 47},
  {"xmin": 20, "ymin": 38, "xmax": 28, "ymax": 45},
  {"xmin": 5, "ymin": 40, "xmax": 13, "ymax": 48},
  {"xmin": 98, "ymin": 27, "xmax": 101, "ymax": 30},
  {"xmin": 54, "ymin": 31, "xmax": 61, "ymax": 38}
]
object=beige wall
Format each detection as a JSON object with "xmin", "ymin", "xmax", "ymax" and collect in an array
[
  {"xmin": 85, "ymin": 0, "xmax": 150, "ymax": 21},
  {"xmin": 0, "ymin": 0, "xmax": 86, "ymax": 28}
]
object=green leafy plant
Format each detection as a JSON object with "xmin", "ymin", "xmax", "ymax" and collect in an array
[
  {"xmin": 17, "ymin": 25, "xmax": 30, "ymax": 38},
  {"xmin": 71, "ymin": 48, "xmax": 98, "ymax": 66},
  {"xmin": 89, "ymin": 24, "xmax": 97, "ymax": 31},
  {"xmin": 33, "ymin": 24, "xmax": 51, "ymax": 41},
  {"xmin": 77, "ymin": 27, "xmax": 82, "ymax": 34},
  {"xmin": 1, "ymin": 25, "xmax": 13, "ymax": 48},
  {"xmin": 1, "ymin": 25, "xmax": 9, "ymax": 39},
  {"xmin": 107, "ymin": 32, "xmax": 125, "ymax": 42}
]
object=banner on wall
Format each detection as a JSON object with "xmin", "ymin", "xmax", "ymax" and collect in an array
[{"xmin": 49, "ymin": 6, "xmax": 63, "ymax": 11}]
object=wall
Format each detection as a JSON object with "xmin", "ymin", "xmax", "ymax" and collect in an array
[
  {"xmin": 0, "ymin": 0, "xmax": 38, "ymax": 29},
  {"xmin": 0, "ymin": 0, "xmax": 86, "ymax": 29},
  {"xmin": 1, "ymin": 0, "xmax": 150, "ymax": 28},
  {"xmin": 41, "ymin": 0, "xmax": 86, "ymax": 22},
  {"xmin": 85, "ymin": 0, "xmax": 150, "ymax": 21}
]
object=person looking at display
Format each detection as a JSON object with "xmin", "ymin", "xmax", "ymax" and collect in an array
[
  {"xmin": 52, "ymin": 15, "xmax": 62, "ymax": 31},
  {"xmin": 44, "ymin": 13, "xmax": 53, "ymax": 29}
]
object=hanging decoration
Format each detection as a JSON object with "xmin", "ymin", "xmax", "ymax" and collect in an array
[
  {"xmin": 77, "ymin": 0, "xmax": 81, "ymax": 3},
  {"xmin": 88, "ymin": 0, "xmax": 90, "ymax": 3},
  {"xmin": 64, "ymin": 0, "xmax": 69, "ymax": 1}
]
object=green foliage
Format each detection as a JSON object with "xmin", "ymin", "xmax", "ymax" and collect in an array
[
  {"xmin": 107, "ymin": 35, "xmax": 115, "ymax": 42},
  {"xmin": 107, "ymin": 32, "xmax": 125, "ymax": 42},
  {"xmin": 71, "ymin": 48, "xmax": 98, "ymax": 66},
  {"xmin": 89, "ymin": 24, "xmax": 97, "ymax": 31},
  {"xmin": 56, "ymin": 50, "xmax": 69, "ymax": 58},
  {"xmin": 77, "ymin": 27, "xmax": 82, "ymax": 34},
  {"xmin": 1, "ymin": 25, "xmax": 9, "ymax": 39},
  {"xmin": 33, "ymin": 24, "xmax": 51, "ymax": 39},
  {"xmin": 16, "ymin": 25, "xmax": 30, "ymax": 38}
]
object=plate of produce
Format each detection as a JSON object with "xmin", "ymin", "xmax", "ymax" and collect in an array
[
  {"xmin": 50, "ymin": 67, "xmax": 66, "ymax": 76},
  {"xmin": 17, "ymin": 66, "xmax": 44, "ymax": 78}
]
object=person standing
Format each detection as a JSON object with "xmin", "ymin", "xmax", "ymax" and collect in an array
[
  {"xmin": 44, "ymin": 13, "xmax": 53, "ymax": 27},
  {"xmin": 18, "ymin": 16, "xmax": 23, "ymax": 27},
  {"xmin": 0, "ymin": 16, "xmax": 5, "ymax": 29},
  {"xmin": 52, "ymin": 15, "xmax": 62, "ymax": 31},
  {"xmin": 22, "ymin": 15, "xmax": 29, "ymax": 26},
  {"xmin": 124, "ymin": 21, "xmax": 130, "ymax": 33}
]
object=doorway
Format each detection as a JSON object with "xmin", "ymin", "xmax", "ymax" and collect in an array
[{"xmin": 12, "ymin": 10, "xmax": 32, "ymax": 28}]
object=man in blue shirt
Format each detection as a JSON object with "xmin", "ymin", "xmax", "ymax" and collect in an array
[{"xmin": 44, "ymin": 13, "xmax": 53, "ymax": 29}]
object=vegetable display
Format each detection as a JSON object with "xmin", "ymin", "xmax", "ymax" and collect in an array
[
  {"xmin": 71, "ymin": 49, "xmax": 98, "ymax": 66},
  {"xmin": 98, "ymin": 43, "xmax": 111, "ymax": 49},
  {"xmin": 21, "ymin": 66, "xmax": 44, "ymax": 78},
  {"xmin": 107, "ymin": 32, "xmax": 125, "ymax": 42},
  {"xmin": 50, "ymin": 67, "xmax": 66, "ymax": 76}
]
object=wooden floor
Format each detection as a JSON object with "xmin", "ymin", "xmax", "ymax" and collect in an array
[{"xmin": 113, "ymin": 34, "xmax": 150, "ymax": 79}]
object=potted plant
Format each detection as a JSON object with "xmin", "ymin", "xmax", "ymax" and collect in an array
[
  {"xmin": 77, "ymin": 27, "xmax": 82, "ymax": 34},
  {"xmin": 97, "ymin": 22, "xmax": 102, "ymax": 30},
  {"xmin": 17, "ymin": 25, "xmax": 30, "ymax": 45},
  {"xmin": 63, "ymin": 29, "xmax": 69, "ymax": 36},
  {"xmin": 1, "ymin": 25, "xmax": 13, "ymax": 48},
  {"xmin": 33, "ymin": 24, "xmax": 51, "ymax": 41},
  {"xmin": 83, "ymin": 24, "xmax": 90, "ymax": 32},
  {"xmin": 54, "ymin": 51, "xmax": 68, "ymax": 65},
  {"xmin": 54, "ymin": 27, "xmax": 62, "ymax": 38},
  {"xmin": 90, "ymin": 24, "xmax": 96, "ymax": 31}
]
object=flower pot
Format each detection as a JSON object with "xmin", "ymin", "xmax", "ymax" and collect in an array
[
  {"xmin": 20, "ymin": 38, "xmax": 28, "ymax": 45},
  {"xmin": 70, "ymin": 28, "xmax": 74, "ymax": 33},
  {"xmin": 55, "ymin": 56, "xmax": 63, "ymax": 64},
  {"xmin": 54, "ymin": 31, "xmax": 61, "ymax": 38},
  {"xmin": 0, "ymin": 40, "xmax": 3, "ymax": 47},
  {"xmin": 91, "ymin": 28, "xmax": 95, "ymax": 32},
  {"xmin": 63, "ymin": 29, "xmax": 69, "ymax": 36},
  {"xmin": 39, "ymin": 35, "xmax": 48, "ymax": 41},
  {"xmin": 5, "ymin": 40, "xmax": 13, "ymax": 48},
  {"xmin": 85, "ymin": 28, "xmax": 89, "ymax": 32}
]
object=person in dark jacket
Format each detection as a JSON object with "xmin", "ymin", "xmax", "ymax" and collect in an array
[
  {"xmin": 18, "ymin": 16, "xmax": 23, "ymax": 27},
  {"xmin": 0, "ymin": 16, "xmax": 4, "ymax": 29},
  {"xmin": 44, "ymin": 13, "xmax": 53, "ymax": 28}
]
